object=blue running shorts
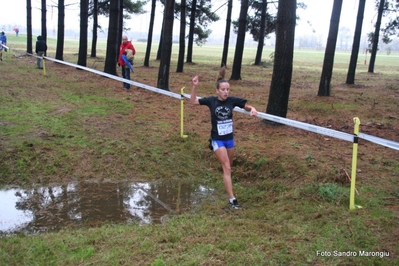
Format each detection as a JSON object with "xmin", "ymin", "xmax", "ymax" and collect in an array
[{"xmin": 211, "ymin": 139, "xmax": 235, "ymax": 151}]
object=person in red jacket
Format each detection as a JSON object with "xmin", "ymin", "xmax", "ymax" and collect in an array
[{"xmin": 118, "ymin": 36, "xmax": 136, "ymax": 90}]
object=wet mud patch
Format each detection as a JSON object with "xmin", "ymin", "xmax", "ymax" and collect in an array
[{"xmin": 0, "ymin": 179, "xmax": 215, "ymax": 236}]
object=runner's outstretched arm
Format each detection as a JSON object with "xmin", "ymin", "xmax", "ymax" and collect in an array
[{"xmin": 190, "ymin": 75, "xmax": 200, "ymax": 105}]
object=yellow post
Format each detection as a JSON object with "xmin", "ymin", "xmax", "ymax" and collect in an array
[
  {"xmin": 350, "ymin": 117, "xmax": 362, "ymax": 210},
  {"xmin": 176, "ymin": 181, "xmax": 181, "ymax": 213},
  {"xmin": 42, "ymin": 55, "xmax": 46, "ymax": 76},
  {"xmin": 180, "ymin": 87, "xmax": 188, "ymax": 138}
]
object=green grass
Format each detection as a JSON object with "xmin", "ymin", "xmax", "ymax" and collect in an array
[
  {"xmin": 8, "ymin": 33, "xmax": 399, "ymax": 68},
  {"xmin": 1, "ymin": 198, "xmax": 392, "ymax": 265},
  {"xmin": 0, "ymin": 35, "xmax": 398, "ymax": 265}
]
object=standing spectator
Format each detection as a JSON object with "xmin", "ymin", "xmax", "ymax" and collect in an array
[
  {"xmin": 0, "ymin": 32, "xmax": 7, "ymax": 52},
  {"xmin": 118, "ymin": 35, "xmax": 136, "ymax": 90},
  {"xmin": 13, "ymin": 27, "xmax": 19, "ymax": 36},
  {"xmin": 35, "ymin": 36, "xmax": 47, "ymax": 69}
]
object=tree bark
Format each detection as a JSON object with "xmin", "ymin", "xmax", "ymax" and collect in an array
[
  {"xmin": 254, "ymin": 0, "xmax": 267, "ymax": 65},
  {"xmin": 104, "ymin": 0, "xmax": 120, "ymax": 75},
  {"xmin": 26, "ymin": 0, "xmax": 33, "ymax": 54},
  {"xmin": 230, "ymin": 0, "xmax": 249, "ymax": 80},
  {"xmin": 41, "ymin": 0, "xmax": 47, "ymax": 42},
  {"xmin": 317, "ymin": 0, "xmax": 343, "ymax": 96},
  {"xmin": 156, "ymin": 8, "xmax": 165, "ymax": 61},
  {"xmin": 177, "ymin": 0, "xmax": 186, "ymax": 72},
  {"xmin": 77, "ymin": 0, "xmax": 89, "ymax": 67},
  {"xmin": 221, "ymin": 0, "xmax": 232, "ymax": 68},
  {"xmin": 186, "ymin": 0, "xmax": 197, "ymax": 63},
  {"xmin": 346, "ymin": 0, "xmax": 366, "ymax": 84},
  {"xmin": 118, "ymin": 0, "xmax": 124, "ymax": 51},
  {"xmin": 90, "ymin": 0, "xmax": 98, "ymax": 58},
  {"xmin": 144, "ymin": 0, "xmax": 156, "ymax": 67},
  {"xmin": 56, "ymin": 0, "xmax": 65, "ymax": 60},
  {"xmin": 265, "ymin": 0, "xmax": 296, "ymax": 118},
  {"xmin": 368, "ymin": 0, "xmax": 385, "ymax": 73},
  {"xmin": 157, "ymin": 0, "xmax": 175, "ymax": 90}
]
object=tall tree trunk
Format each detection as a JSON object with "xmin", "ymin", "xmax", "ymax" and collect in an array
[
  {"xmin": 265, "ymin": 0, "xmax": 296, "ymax": 118},
  {"xmin": 157, "ymin": 7, "xmax": 165, "ymax": 60},
  {"xmin": 254, "ymin": 0, "xmax": 267, "ymax": 65},
  {"xmin": 176, "ymin": 0, "xmax": 186, "ymax": 72},
  {"xmin": 346, "ymin": 0, "xmax": 366, "ymax": 84},
  {"xmin": 156, "ymin": 21, "xmax": 165, "ymax": 60},
  {"xmin": 90, "ymin": 0, "xmax": 98, "ymax": 58},
  {"xmin": 186, "ymin": 0, "xmax": 197, "ymax": 63},
  {"xmin": 56, "ymin": 0, "xmax": 65, "ymax": 60},
  {"xmin": 230, "ymin": 0, "xmax": 249, "ymax": 80},
  {"xmin": 157, "ymin": 0, "xmax": 175, "ymax": 91},
  {"xmin": 221, "ymin": 0, "xmax": 232, "ymax": 67},
  {"xmin": 118, "ymin": 0, "xmax": 124, "ymax": 50},
  {"xmin": 104, "ymin": 0, "xmax": 120, "ymax": 75},
  {"xmin": 77, "ymin": 0, "xmax": 89, "ymax": 67},
  {"xmin": 144, "ymin": 0, "xmax": 156, "ymax": 67},
  {"xmin": 27, "ymin": 0, "xmax": 33, "ymax": 54},
  {"xmin": 368, "ymin": 0, "xmax": 385, "ymax": 73},
  {"xmin": 317, "ymin": 0, "xmax": 343, "ymax": 96},
  {"xmin": 41, "ymin": 0, "xmax": 47, "ymax": 42}
]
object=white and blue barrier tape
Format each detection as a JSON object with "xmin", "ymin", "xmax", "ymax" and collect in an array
[
  {"xmin": 29, "ymin": 54, "xmax": 399, "ymax": 151},
  {"xmin": 358, "ymin": 132, "xmax": 399, "ymax": 150},
  {"xmin": 28, "ymin": 53, "xmax": 182, "ymax": 100}
]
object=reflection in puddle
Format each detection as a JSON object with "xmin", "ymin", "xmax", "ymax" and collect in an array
[{"xmin": 0, "ymin": 180, "xmax": 214, "ymax": 235}]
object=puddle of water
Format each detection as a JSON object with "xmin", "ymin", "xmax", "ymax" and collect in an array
[{"xmin": 0, "ymin": 180, "xmax": 214, "ymax": 236}]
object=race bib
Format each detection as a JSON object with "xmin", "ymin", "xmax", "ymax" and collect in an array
[{"xmin": 217, "ymin": 121, "xmax": 233, "ymax": 136}]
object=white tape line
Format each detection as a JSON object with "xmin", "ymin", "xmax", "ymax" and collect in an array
[
  {"xmin": 246, "ymin": 108, "xmax": 354, "ymax": 142},
  {"xmin": 183, "ymin": 93, "xmax": 355, "ymax": 143},
  {"xmin": 359, "ymin": 133, "xmax": 399, "ymax": 151},
  {"xmin": 32, "ymin": 54, "xmax": 399, "ymax": 150},
  {"xmin": 31, "ymin": 54, "xmax": 182, "ymax": 100}
]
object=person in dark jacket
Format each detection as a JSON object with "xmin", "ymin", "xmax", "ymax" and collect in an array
[
  {"xmin": 0, "ymin": 40, "xmax": 3, "ymax": 61},
  {"xmin": 0, "ymin": 32, "xmax": 7, "ymax": 56},
  {"xmin": 0, "ymin": 32, "xmax": 7, "ymax": 47},
  {"xmin": 35, "ymin": 36, "xmax": 47, "ymax": 69}
]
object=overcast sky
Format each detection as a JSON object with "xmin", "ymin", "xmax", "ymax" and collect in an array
[{"xmin": 3, "ymin": 0, "xmax": 378, "ymax": 39}]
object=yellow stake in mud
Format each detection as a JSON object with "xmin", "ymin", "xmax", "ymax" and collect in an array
[
  {"xmin": 180, "ymin": 87, "xmax": 188, "ymax": 138},
  {"xmin": 42, "ymin": 55, "xmax": 46, "ymax": 76},
  {"xmin": 350, "ymin": 117, "xmax": 362, "ymax": 210}
]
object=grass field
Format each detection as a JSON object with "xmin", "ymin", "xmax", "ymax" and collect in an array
[{"xmin": 0, "ymin": 34, "xmax": 398, "ymax": 265}]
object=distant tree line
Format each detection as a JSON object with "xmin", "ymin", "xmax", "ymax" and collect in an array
[{"xmin": 24, "ymin": 0, "xmax": 399, "ymax": 118}]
